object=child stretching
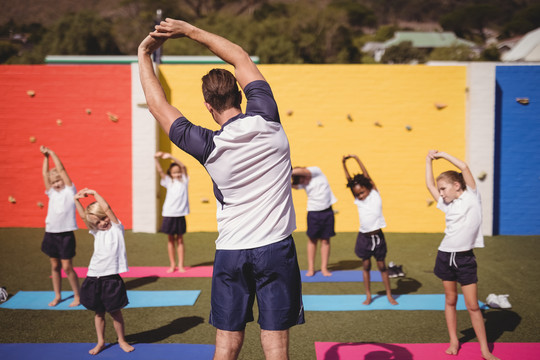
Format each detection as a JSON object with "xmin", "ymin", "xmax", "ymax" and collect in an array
[
  {"xmin": 426, "ymin": 150, "xmax": 499, "ymax": 360},
  {"xmin": 155, "ymin": 151, "xmax": 190, "ymax": 273},
  {"xmin": 40, "ymin": 146, "xmax": 80, "ymax": 307},
  {"xmin": 74, "ymin": 188, "xmax": 134, "ymax": 355},
  {"xmin": 342, "ymin": 154, "xmax": 397, "ymax": 306}
]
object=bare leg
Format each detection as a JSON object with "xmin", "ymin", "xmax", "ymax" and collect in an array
[
  {"xmin": 362, "ymin": 258, "xmax": 372, "ymax": 305},
  {"xmin": 61, "ymin": 259, "xmax": 80, "ymax": 307},
  {"xmin": 177, "ymin": 234, "xmax": 186, "ymax": 272},
  {"xmin": 320, "ymin": 239, "xmax": 332, "ymax": 276},
  {"xmin": 214, "ymin": 329, "xmax": 244, "ymax": 360},
  {"xmin": 49, "ymin": 258, "xmax": 62, "ymax": 306},
  {"xmin": 89, "ymin": 312, "xmax": 106, "ymax": 355},
  {"xmin": 306, "ymin": 238, "xmax": 317, "ymax": 276},
  {"xmin": 378, "ymin": 260, "xmax": 397, "ymax": 305},
  {"xmin": 462, "ymin": 284, "xmax": 500, "ymax": 360},
  {"xmin": 167, "ymin": 234, "xmax": 177, "ymax": 273},
  {"xmin": 110, "ymin": 310, "xmax": 134, "ymax": 353},
  {"xmin": 443, "ymin": 280, "xmax": 460, "ymax": 355},
  {"xmin": 261, "ymin": 329, "xmax": 289, "ymax": 360}
]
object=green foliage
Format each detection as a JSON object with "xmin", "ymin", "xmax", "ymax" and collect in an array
[
  {"xmin": 381, "ymin": 41, "xmax": 426, "ymax": 64},
  {"xmin": 501, "ymin": 4, "xmax": 540, "ymax": 38},
  {"xmin": 440, "ymin": 4, "xmax": 505, "ymax": 41},
  {"xmin": 480, "ymin": 44, "xmax": 500, "ymax": 61},
  {"xmin": 0, "ymin": 41, "xmax": 18, "ymax": 63},
  {"xmin": 428, "ymin": 44, "xmax": 477, "ymax": 62}
]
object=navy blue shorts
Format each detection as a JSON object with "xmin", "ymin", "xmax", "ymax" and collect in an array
[
  {"xmin": 434, "ymin": 250, "xmax": 478, "ymax": 285},
  {"xmin": 159, "ymin": 216, "xmax": 186, "ymax": 235},
  {"xmin": 80, "ymin": 274, "xmax": 129, "ymax": 313},
  {"xmin": 354, "ymin": 230, "xmax": 387, "ymax": 261},
  {"xmin": 209, "ymin": 236, "xmax": 305, "ymax": 331},
  {"xmin": 41, "ymin": 231, "xmax": 76, "ymax": 259},
  {"xmin": 307, "ymin": 207, "xmax": 335, "ymax": 240}
]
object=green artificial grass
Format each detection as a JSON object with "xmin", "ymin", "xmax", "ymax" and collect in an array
[{"xmin": 0, "ymin": 229, "xmax": 539, "ymax": 359}]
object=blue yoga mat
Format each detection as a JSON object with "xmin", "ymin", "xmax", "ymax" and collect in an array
[
  {"xmin": 303, "ymin": 294, "xmax": 488, "ymax": 311},
  {"xmin": 0, "ymin": 290, "xmax": 200, "ymax": 310},
  {"xmin": 0, "ymin": 343, "xmax": 215, "ymax": 360},
  {"xmin": 301, "ymin": 270, "xmax": 382, "ymax": 282}
]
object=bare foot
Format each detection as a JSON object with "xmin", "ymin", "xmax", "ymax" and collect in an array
[
  {"xmin": 321, "ymin": 269, "xmax": 332, "ymax": 277},
  {"xmin": 445, "ymin": 341, "xmax": 459, "ymax": 355},
  {"xmin": 481, "ymin": 350, "xmax": 500, "ymax": 360},
  {"xmin": 306, "ymin": 270, "xmax": 315, "ymax": 277},
  {"xmin": 388, "ymin": 296, "xmax": 398, "ymax": 305},
  {"xmin": 362, "ymin": 296, "xmax": 372, "ymax": 305},
  {"xmin": 69, "ymin": 296, "xmax": 80, "ymax": 307},
  {"xmin": 48, "ymin": 297, "xmax": 61, "ymax": 307},
  {"xmin": 177, "ymin": 267, "xmax": 186, "ymax": 273},
  {"xmin": 166, "ymin": 266, "xmax": 176, "ymax": 273},
  {"xmin": 119, "ymin": 341, "xmax": 135, "ymax": 353},
  {"xmin": 89, "ymin": 342, "xmax": 106, "ymax": 355}
]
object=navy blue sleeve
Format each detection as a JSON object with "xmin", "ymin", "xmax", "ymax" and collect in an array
[
  {"xmin": 244, "ymin": 80, "xmax": 281, "ymax": 123},
  {"xmin": 168, "ymin": 117, "xmax": 216, "ymax": 165}
]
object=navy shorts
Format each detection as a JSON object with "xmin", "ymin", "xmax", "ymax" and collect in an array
[
  {"xmin": 434, "ymin": 250, "xmax": 478, "ymax": 285},
  {"xmin": 159, "ymin": 216, "xmax": 186, "ymax": 235},
  {"xmin": 80, "ymin": 274, "xmax": 129, "ymax": 313},
  {"xmin": 354, "ymin": 229, "xmax": 387, "ymax": 261},
  {"xmin": 307, "ymin": 207, "xmax": 336, "ymax": 240},
  {"xmin": 41, "ymin": 231, "xmax": 76, "ymax": 259},
  {"xmin": 209, "ymin": 236, "xmax": 305, "ymax": 331}
]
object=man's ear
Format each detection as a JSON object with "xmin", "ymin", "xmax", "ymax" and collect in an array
[{"xmin": 204, "ymin": 102, "xmax": 212, "ymax": 112}]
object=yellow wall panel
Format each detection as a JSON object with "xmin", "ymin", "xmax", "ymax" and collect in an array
[{"xmin": 159, "ymin": 65, "xmax": 467, "ymax": 233}]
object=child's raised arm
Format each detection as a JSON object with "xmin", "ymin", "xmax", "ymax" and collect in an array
[
  {"xmin": 74, "ymin": 189, "xmax": 91, "ymax": 228},
  {"xmin": 433, "ymin": 151, "xmax": 476, "ymax": 190},
  {"xmin": 345, "ymin": 154, "xmax": 377, "ymax": 190},
  {"xmin": 154, "ymin": 152, "xmax": 166, "ymax": 179},
  {"xmin": 342, "ymin": 155, "xmax": 353, "ymax": 182},
  {"xmin": 47, "ymin": 147, "xmax": 73, "ymax": 187},
  {"xmin": 41, "ymin": 146, "xmax": 51, "ymax": 190},
  {"xmin": 425, "ymin": 150, "xmax": 440, "ymax": 201},
  {"xmin": 86, "ymin": 189, "xmax": 119, "ymax": 225}
]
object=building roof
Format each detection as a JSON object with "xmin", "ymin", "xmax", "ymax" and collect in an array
[
  {"xmin": 383, "ymin": 31, "xmax": 475, "ymax": 49},
  {"xmin": 501, "ymin": 27, "xmax": 540, "ymax": 62}
]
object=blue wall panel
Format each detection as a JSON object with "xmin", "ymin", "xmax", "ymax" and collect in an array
[{"xmin": 495, "ymin": 66, "xmax": 540, "ymax": 235}]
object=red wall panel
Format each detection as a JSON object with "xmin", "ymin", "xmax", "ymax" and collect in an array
[{"xmin": 0, "ymin": 65, "xmax": 132, "ymax": 228}]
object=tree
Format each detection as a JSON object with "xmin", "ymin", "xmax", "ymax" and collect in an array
[
  {"xmin": 428, "ymin": 44, "xmax": 477, "ymax": 61},
  {"xmin": 381, "ymin": 41, "xmax": 426, "ymax": 64}
]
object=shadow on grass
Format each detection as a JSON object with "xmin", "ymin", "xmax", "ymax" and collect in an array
[
  {"xmin": 459, "ymin": 309, "xmax": 521, "ymax": 343},
  {"xmin": 322, "ymin": 342, "xmax": 413, "ymax": 360},
  {"xmin": 124, "ymin": 276, "xmax": 159, "ymax": 290},
  {"xmin": 328, "ymin": 260, "xmax": 362, "ymax": 271},
  {"xmin": 125, "ymin": 315, "xmax": 205, "ymax": 344},
  {"xmin": 190, "ymin": 261, "xmax": 214, "ymax": 267},
  {"xmin": 377, "ymin": 277, "xmax": 422, "ymax": 295}
]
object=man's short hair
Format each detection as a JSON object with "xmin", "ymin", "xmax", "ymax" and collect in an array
[{"xmin": 202, "ymin": 68, "xmax": 242, "ymax": 113}]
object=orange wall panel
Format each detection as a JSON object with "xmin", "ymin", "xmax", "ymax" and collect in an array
[{"xmin": 0, "ymin": 65, "xmax": 132, "ymax": 228}]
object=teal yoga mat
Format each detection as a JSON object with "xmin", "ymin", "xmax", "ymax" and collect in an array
[
  {"xmin": 303, "ymin": 294, "xmax": 488, "ymax": 311},
  {"xmin": 0, "ymin": 290, "xmax": 200, "ymax": 310},
  {"xmin": 0, "ymin": 343, "xmax": 215, "ymax": 359}
]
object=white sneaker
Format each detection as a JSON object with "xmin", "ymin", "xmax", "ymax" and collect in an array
[
  {"xmin": 497, "ymin": 294, "xmax": 512, "ymax": 309},
  {"xmin": 486, "ymin": 293, "xmax": 501, "ymax": 308}
]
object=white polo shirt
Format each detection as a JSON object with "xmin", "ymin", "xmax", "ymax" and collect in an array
[
  {"xmin": 87, "ymin": 222, "xmax": 129, "ymax": 277},
  {"xmin": 437, "ymin": 185, "xmax": 484, "ymax": 252},
  {"xmin": 160, "ymin": 175, "xmax": 190, "ymax": 217},
  {"xmin": 169, "ymin": 80, "xmax": 296, "ymax": 250},
  {"xmin": 45, "ymin": 184, "xmax": 78, "ymax": 233},
  {"xmin": 354, "ymin": 189, "xmax": 386, "ymax": 233},
  {"xmin": 298, "ymin": 167, "xmax": 337, "ymax": 211}
]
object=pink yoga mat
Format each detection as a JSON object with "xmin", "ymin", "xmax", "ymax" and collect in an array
[
  {"xmin": 315, "ymin": 342, "xmax": 540, "ymax": 360},
  {"xmin": 62, "ymin": 266, "xmax": 213, "ymax": 278}
]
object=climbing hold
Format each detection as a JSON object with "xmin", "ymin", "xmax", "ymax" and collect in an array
[
  {"xmin": 8, "ymin": 196, "xmax": 16, "ymax": 204},
  {"xmin": 434, "ymin": 103, "xmax": 447, "ymax": 110},
  {"xmin": 85, "ymin": 108, "xmax": 92, "ymax": 115},
  {"xmin": 286, "ymin": 110, "xmax": 293, "ymax": 116},
  {"xmin": 347, "ymin": 114, "xmax": 353, "ymax": 122},
  {"xmin": 201, "ymin": 197, "xmax": 209, "ymax": 204},
  {"xmin": 37, "ymin": 201, "xmax": 44, "ymax": 208},
  {"xmin": 477, "ymin": 172, "xmax": 487, "ymax": 181},
  {"xmin": 107, "ymin": 112, "xmax": 119, "ymax": 122},
  {"xmin": 374, "ymin": 121, "xmax": 382, "ymax": 127},
  {"xmin": 29, "ymin": 136, "xmax": 36, "ymax": 143},
  {"xmin": 426, "ymin": 199, "xmax": 434, "ymax": 206},
  {"xmin": 405, "ymin": 125, "xmax": 412, "ymax": 131},
  {"xmin": 516, "ymin": 98, "xmax": 529, "ymax": 105},
  {"xmin": 317, "ymin": 121, "xmax": 323, "ymax": 127},
  {"xmin": 27, "ymin": 90, "xmax": 35, "ymax": 97},
  {"xmin": 56, "ymin": 119, "xmax": 63, "ymax": 126}
]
